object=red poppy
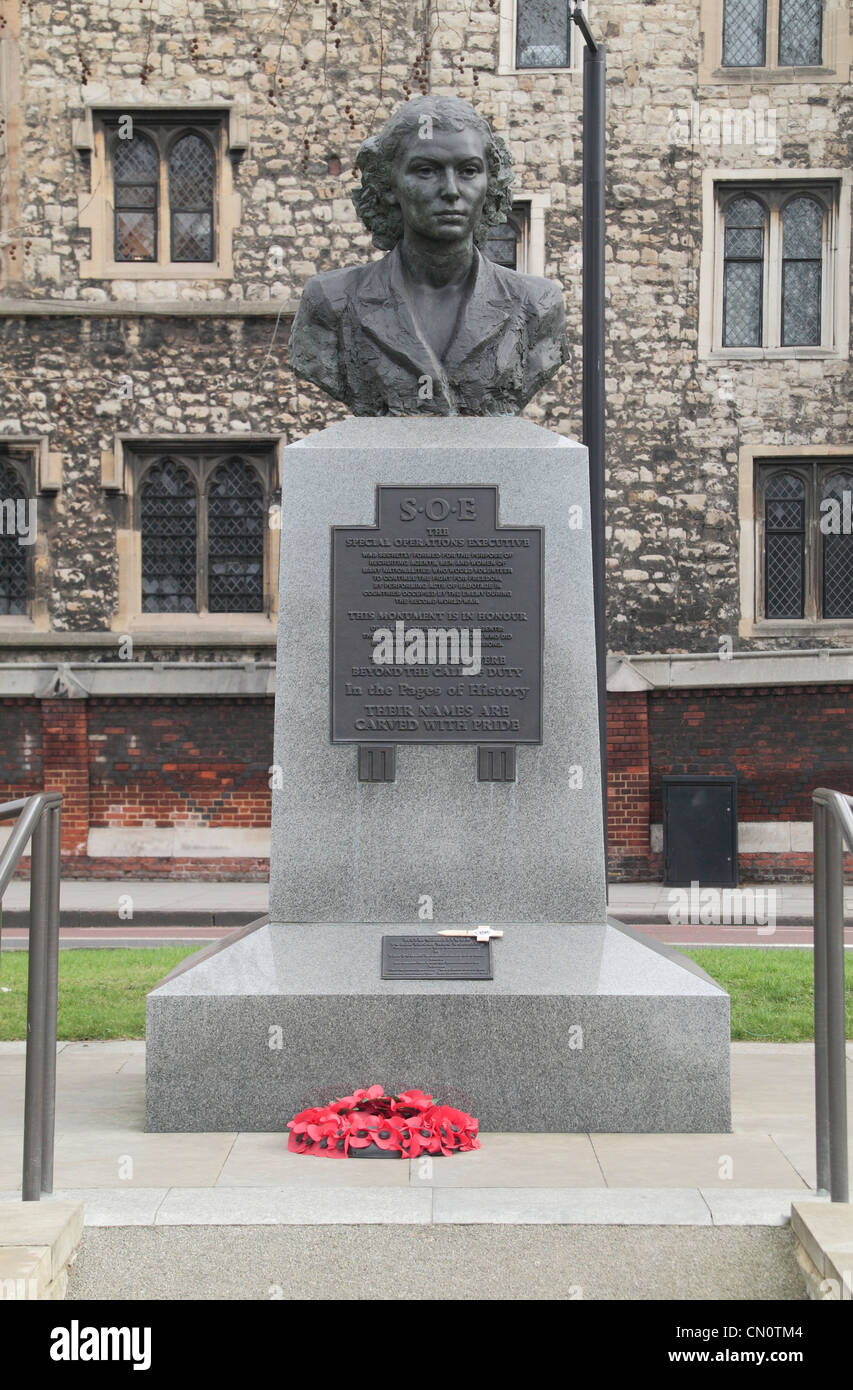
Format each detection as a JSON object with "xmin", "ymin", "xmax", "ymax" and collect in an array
[{"xmin": 286, "ymin": 1088, "xmax": 479, "ymax": 1157}]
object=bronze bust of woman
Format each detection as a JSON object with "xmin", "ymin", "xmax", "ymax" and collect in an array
[{"xmin": 288, "ymin": 96, "xmax": 569, "ymax": 416}]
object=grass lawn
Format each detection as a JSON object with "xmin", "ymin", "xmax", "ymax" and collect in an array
[
  {"xmin": 0, "ymin": 947, "xmax": 194, "ymax": 1041},
  {"xmin": 0, "ymin": 945, "xmax": 850, "ymax": 1043},
  {"xmin": 683, "ymin": 948, "xmax": 852, "ymax": 1043}
]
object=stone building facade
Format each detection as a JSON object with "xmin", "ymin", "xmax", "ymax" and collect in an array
[{"xmin": 0, "ymin": 0, "xmax": 850, "ymax": 881}]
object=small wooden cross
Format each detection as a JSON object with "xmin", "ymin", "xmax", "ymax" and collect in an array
[{"xmin": 438, "ymin": 925, "xmax": 504, "ymax": 942}]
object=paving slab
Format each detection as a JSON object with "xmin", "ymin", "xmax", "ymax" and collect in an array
[
  {"xmin": 0, "ymin": 1041, "xmax": 844, "ymax": 1231},
  {"xmin": 52, "ymin": 1130, "xmax": 236, "ymax": 1189},
  {"xmin": 50, "ymin": 1189, "xmax": 168, "ymax": 1227},
  {"xmin": 218, "ymin": 1133, "xmax": 413, "ymax": 1187},
  {"xmin": 406, "ymin": 1133, "xmax": 605, "ymax": 1188},
  {"xmin": 0, "ymin": 1199, "xmax": 84, "ymax": 1279},
  {"xmin": 590, "ymin": 1132, "xmax": 808, "ymax": 1189},
  {"xmin": 154, "ymin": 1186, "xmax": 434, "ymax": 1226},
  {"xmin": 701, "ymin": 1188, "xmax": 826, "ymax": 1226},
  {"xmin": 432, "ymin": 1186, "xmax": 712, "ymax": 1225},
  {"xmin": 791, "ymin": 1200, "xmax": 853, "ymax": 1278}
]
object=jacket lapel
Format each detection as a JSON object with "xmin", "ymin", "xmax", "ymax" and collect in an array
[
  {"xmin": 350, "ymin": 246, "xmax": 515, "ymax": 409},
  {"xmin": 354, "ymin": 248, "xmax": 444, "ymax": 386},
  {"xmin": 442, "ymin": 250, "xmax": 515, "ymax": 377}
]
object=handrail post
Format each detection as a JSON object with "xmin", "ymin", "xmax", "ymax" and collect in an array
[
  {"xmin": 824, "ymin": 811, "xmax": 849, "ymax": 1203},
  {"xmin": 40, "ymin": 803, "xmax": 62, "ymax": 1193},
  {"xmin": 22, "ymin": 814, "xmax": 50, "ymax": 1201},
  {"xmin": 812, "ymin": 799, "xmax": 830, "ymax": 1193}
]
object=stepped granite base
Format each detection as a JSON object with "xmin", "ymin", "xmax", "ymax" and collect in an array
[{"xmin": 146, "ymin": 918, "xmax": 730, "ymax": 1133}]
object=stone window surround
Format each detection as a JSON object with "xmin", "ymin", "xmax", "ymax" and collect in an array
[
  {"xmin": 506, "ymin": 191, "xmax": 551, "ymax": 275},
  {"xmin": 103, "ymin": 433, "xmax": 282, "ymax": 639},
  {"xmin": 738, "ymin": 443, "xmax": 853, "ymax": 637},
  {"xmin": 498, "ymin": 0, "xmax": 582, "ymax": 75},
  {"xmin": 698, "ymin": 167, "xmax": 850, "ymax": 361},
  {"xmin": 0, "ymin": 434, "xmax": 59, "ymax": 632},
  {"xmin": 74, "ymin": 104, "xmax": 246, "ymax": 281},
  {"xmin": 698, "ymin": 0, "xmax": 850, "ymax": 83}
]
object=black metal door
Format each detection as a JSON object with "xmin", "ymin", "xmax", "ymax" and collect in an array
[{"xmin": 663, "ymin": 776, "xmax": 738, "ymax": 887}]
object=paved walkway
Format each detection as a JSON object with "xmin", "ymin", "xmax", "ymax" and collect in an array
[
  {"xmin": 2, "ymin": 880, "xmax": 851, "ymax": 949},
  {"xmin": 1, "ymin": 1042, "xmax": 850, "ymax": 1229}
]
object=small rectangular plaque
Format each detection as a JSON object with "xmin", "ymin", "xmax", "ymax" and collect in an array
[{"xmin": 381, "ymin": 935, "xmax": 493, "ymax": 980}]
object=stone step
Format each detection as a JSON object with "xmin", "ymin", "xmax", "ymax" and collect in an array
[{"xmin": 0, "ymin": 1199, "xmax": 84, "ymax": 1302}]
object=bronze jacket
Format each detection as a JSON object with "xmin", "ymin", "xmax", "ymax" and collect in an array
[{"xmin": 287, "ymin": 245, "xmax": 570, "ymax": 416}]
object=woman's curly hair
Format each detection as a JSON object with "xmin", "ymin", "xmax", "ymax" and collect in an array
[{"xmin": 351, "ymin": 96, "xmax": 515, "ymax": 251}]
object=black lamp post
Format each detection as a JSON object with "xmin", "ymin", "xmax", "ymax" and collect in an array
[{"xmin": 571, "ymin": 1, "xmax": 607, "ymax": 890}]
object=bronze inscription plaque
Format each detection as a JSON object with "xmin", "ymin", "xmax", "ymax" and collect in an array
[{"xmin": 331, "ymin": 485, "xmax": 543, "ymax": 745}]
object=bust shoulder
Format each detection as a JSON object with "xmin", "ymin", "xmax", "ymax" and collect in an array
[
  {"xmin": 298, "ymin": 258, "xmax": 386, "ymax": 318},
  {"xmin": 486, "ymin": 259, "xmax": 566, "ymax": 316}
]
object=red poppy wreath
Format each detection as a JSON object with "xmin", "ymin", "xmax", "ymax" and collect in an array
[{"xmin": 287, "ymin": 1085, "xmax": 480, "ymax": 1158}]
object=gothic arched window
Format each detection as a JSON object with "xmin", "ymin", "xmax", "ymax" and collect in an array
[
  {"xmin": 821, "ymin": 472, "xmax": 853, "ymax": 619},
  {"xmin": 168, "ymin": 133, "xmax": 215, "ymax": 262},
  {"xmin": 137, "ymin": 450, "xmax": 272, "ymax": 616},
  {"xmin": 763, "ymin": 472, "xmax": 805, "ymax": 618},
  {"xmin": 716, "ymin": 182, "xmax": 837, "ymax": 352},
  {"xmin": 110, "ymin": 121, "xmax": 219, "ymax": 266},
  {"xmin": 758, "ymin": 461, "xmax": 853, "ymax": 623},
  {"xmin": 114, "ymin": 133, "xmax": 159, "ymax": 262},
  {"xmin": 781, "ymin": 196, "xmax": 823, "ymax": 347},
  {"xmin": 140, "ymin": 458, "xmax": 198, "ymax": 613},
  {"xmin": 207, "ymin": 458, "xmax": 265, "ymax": 613},
  {"xmin": 722, "ymin": 196, "xmax": 766, "ymax": 347}
]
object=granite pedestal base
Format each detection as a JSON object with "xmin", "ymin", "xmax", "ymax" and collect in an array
[
  {"xmin": 145, "ymin": 416, "xmax": 731, "ymax": 1134},
  {"xmin": 145, "ymin": 918, "xmax": 731, "ymax": 1133}
]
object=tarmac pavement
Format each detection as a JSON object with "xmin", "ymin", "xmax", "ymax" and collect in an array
[{"xmin": 1, "ymin": 879, "xmax": 850, "ymax": 948}]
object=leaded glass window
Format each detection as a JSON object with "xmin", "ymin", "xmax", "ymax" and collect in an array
[
  {"xmin": 722, "ymin": 0, "xmax": 766, "ymax": 66},
  {"xmin": 759, "ymin": 462, "xmax": 853, "ymax": 623},
  {"xmin": 723, "ymin": 196, "xmax": 765, "ymax": 347},
  {"xmin": 717, "ymin": 182, "xmax": 836, "ymax": 352},
  {"xmin": 109, "ymin": 119, "xmax": 220, "ymax": 267},
  {"xmin": 141, "ymin": 459, "xmax": 197, "ymax": 613},
  {"xmin": 516, "ymin": 0, "xmax": 571, "ymax": 68},
  {"xmin": 781, "ymin": 196, "xmax": 823, "ymax": 347},
  {"xmin": 169, "ymin": 133, "xmax": 215, "ymax": 262},
  {"xmin": 207, "ymin": 458, "xmax": 265, "ymax": 613},
  {"xmin": 114, "ymin": 134, "xmax": 158, "ymax": 262},
  {"xmin": 822, "ymin": 472, "xmax": 853, "ymax": 619},
  {"xmin": 764, "ymin": 472, "xmax": 805, "ymax": 618},
  {"xmin": 778, "ymin": 0, "xmax": 822, "ymax": 66},
  {"xmin": 0, "ymin": 459, "xmax": 29, "ymax": 616},
  {"xmin": 136, "ymin": 450, "xmax": 272, "ymax": 616},
  {"xmin": 483, "ymin": 206, "xmax": 530, "ymax": 271}
]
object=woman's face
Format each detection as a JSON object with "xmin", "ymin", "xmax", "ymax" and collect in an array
[{"xmin": 388, "ymin": 125, "xmax": 489, "ymax": 245}]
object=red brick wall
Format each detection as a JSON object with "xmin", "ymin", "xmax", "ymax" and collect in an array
[
  {"xmin": 0, "ymin": 695, "xmax": 274, "ymax": 880},
  {"xmin": 606, "ymin": 691, "xmax": 655, "ymax": 881},
  {"xmin": 41, "ymin": 699, "xmax": 90, "ymax": 855},
  {"xmin": 1, "ymin": 687, "xmax": 849, "ymax": 883},
  {"xmin": 648, "ymin": 686, "xmax": 853, "ymax": 821},
  {"xmin": 87, "ymin": 697, "xmax": 273, "ymax": 832},
  {"xmin": 0, "ymin": 698, "xmax": 43, "ymax": 797}
]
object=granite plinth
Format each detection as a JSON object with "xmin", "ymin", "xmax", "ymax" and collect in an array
[
  {"xmin": 270, "ymin": 416, "xmax": 606, "ymax": 926},
  {"xmin": 145, "ymin": 417, "xmax": 732, "ymax": 1135},
  {"xmin": 145, "ymin": 918, "xmax": 731, "ymax": 1133}
]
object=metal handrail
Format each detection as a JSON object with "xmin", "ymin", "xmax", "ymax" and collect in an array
[
  {"xmin": 0, "ymin": 792, "xmax": 62, "ymax": 1201},
  {"xmin": 812, "ymin": 788, "xmax": 852, "ymax": 1203}
]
